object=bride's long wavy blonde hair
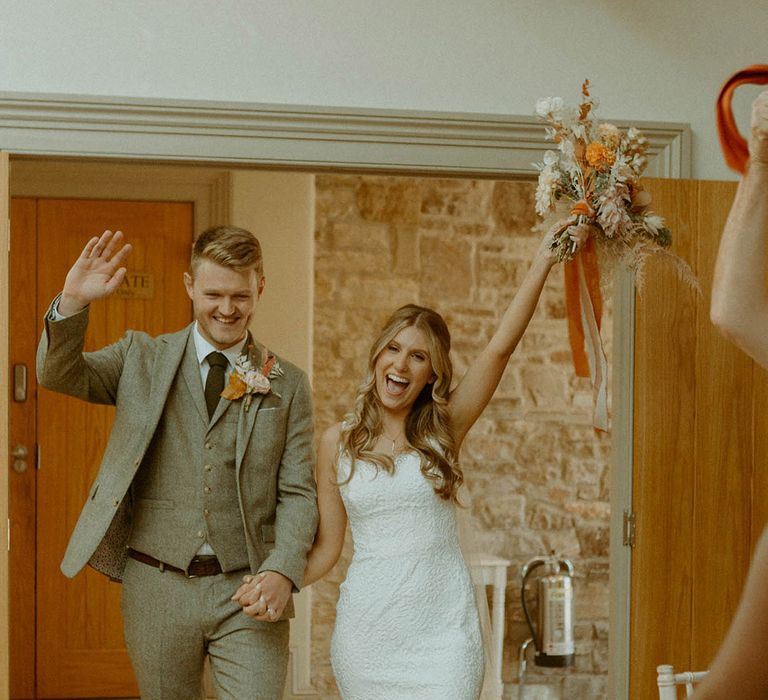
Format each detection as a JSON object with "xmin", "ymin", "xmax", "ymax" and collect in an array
[{"xmin": 339, "ymin": 304, "xmax": 464, "ymax": 503}]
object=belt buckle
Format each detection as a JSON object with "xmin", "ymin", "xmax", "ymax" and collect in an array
[
  {"xmin": 186, "ymin": 555, "xmax": 221, "ymax": 578},
  {"xmin": 185, "ymin": 559, "xmax": 197, "ymax": 578},
  {"xmin": 187, "ymin": 556, "xmax": 214, "ymax": 578}
]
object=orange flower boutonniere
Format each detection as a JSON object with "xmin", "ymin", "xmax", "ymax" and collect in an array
[{"xmin": 221, "ymin": 346, "xmax": 283, "ymax": 411}]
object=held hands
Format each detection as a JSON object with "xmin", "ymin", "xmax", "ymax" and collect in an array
[
  {"xmin": 750, "ymin": 91, "xmax": 768, "ymax": 166},
  {"xmin": 59, "ymin": 230, "xmax": 132, "ymax": 316},
  {"xmin": 231, "ymin": 570, "xmax": 293, "ymax": 621}
]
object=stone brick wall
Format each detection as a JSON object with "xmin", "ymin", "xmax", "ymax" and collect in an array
[{"xmin": 312, "ymin": 174, "xmax": 611, "ymax": 699}]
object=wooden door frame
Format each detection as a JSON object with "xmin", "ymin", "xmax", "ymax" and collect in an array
[
  {"xmin": 1, "ymin": 153, "xmax": 9, "ymax": 700},
  {"xmin": 0, "ymin": 92, "xmax": 691, "ymax": 700}
]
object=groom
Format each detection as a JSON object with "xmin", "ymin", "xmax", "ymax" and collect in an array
[{"xmin": 37, "ymin": 226, "xmax": 318, "ymax": 699}]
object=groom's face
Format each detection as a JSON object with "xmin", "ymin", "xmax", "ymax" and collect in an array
[{"xmin": 184, "ymin": 259, "xmax": 265, "ymax": 350}]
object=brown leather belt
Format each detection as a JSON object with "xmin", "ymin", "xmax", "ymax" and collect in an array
[{"xmin": 128, "ymin": 548, "xmax": 223, "ymax": 577}]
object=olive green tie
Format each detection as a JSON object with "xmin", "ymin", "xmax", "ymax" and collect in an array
[{"xmin": 204, "ymin": 352, "xmax": 228, "ymax": 419}]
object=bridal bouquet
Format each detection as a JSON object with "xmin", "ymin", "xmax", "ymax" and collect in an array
[
  {"xmin": 533, "ymin": 81, "xmax": 695, "ymax": 431},
  {"xmin": 534, "ymin": 80, "xmax": 673, "ymax": 273}
]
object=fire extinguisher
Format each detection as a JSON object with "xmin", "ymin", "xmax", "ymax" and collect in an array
[{"xmin": 520, "ymin": 554, "xmax": 575, "ymax": 667}]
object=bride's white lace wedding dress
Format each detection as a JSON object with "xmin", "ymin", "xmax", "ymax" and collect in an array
[{"xmin": 331, "ymin": 451, "xmax": 484, "ymax": 699}]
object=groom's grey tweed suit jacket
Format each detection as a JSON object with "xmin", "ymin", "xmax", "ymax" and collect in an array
[{"xmin": 36, "ymin": 301, "xmax": 318, "ymax": 611}]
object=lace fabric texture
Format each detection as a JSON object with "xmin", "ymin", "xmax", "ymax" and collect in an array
[{"xmin": 331, "ymin": 451, "xmax": 485, "ymax": 700}]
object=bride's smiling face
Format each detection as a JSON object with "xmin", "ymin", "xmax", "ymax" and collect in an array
[{"xmin": 374, "ymin": 326, "xmax": 436, "ymax": 415}]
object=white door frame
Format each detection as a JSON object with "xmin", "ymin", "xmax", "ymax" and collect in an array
[{"xmin": 0, "ymin": 91, "xmax": 690, "ymax": 700}]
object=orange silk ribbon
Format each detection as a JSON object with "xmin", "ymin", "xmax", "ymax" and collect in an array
[
  {"xmin": 564, "ymin": 237, "xmax": 608, "ymax": 431},
  {"xmin": 564, "ymin": 237, "xmax": 602, "ymax": 376},
  {"xmin": 716, "ymin": 65, "xmax": 768, "ymax": 174}
]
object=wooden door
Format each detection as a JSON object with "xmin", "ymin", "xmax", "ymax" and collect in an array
[
  {"xmin": 9, "ymin": 197, "xmax": 38, "ymax": 699},
  {"xmin": 630, "ymin": 179, "xmax": 768, "ymax": 698},
  {"xmin": 10, "ymin": 198, "xmax": 193, "ymax": 698},
  {"xmin": 1, "ymin": 152, "xmax": 10, "ymax": 700}
]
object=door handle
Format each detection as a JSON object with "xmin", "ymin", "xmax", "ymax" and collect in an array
[{"xmin": 12, "ymin": 444, "xmax": 28, "ymax": 473}]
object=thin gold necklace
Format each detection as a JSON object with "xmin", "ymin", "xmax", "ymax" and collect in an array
[{"xmin": 381, "ymin": 429, "xmax": 406, "ymax": 456}]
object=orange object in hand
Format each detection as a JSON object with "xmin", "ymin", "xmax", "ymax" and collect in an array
[{"xmin": 716, "ymin": 65, "xmax": 768, "ymax": 174}]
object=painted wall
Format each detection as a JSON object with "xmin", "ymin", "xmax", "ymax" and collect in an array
[
  {"xmin": 230, "ymin": 171, "xmax": 314, "ymax": 372},
  {"xmin": 1, "ymin": 1, "xmax": 766, "ymax": 180}
]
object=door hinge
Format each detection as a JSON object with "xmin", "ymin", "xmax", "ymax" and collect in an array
[{"xmin": 623, "ymin": 509, "xmax": 636, "ymax": 548}]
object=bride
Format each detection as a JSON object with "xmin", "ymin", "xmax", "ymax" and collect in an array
[{"xmin": 236, "ymin": 226, "xmax": 584, "ymax": 698}]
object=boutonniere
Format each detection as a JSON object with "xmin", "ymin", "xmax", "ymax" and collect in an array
[{"xmin": 221, "ymin": 345, "xmax": 284, "ymax": 411}]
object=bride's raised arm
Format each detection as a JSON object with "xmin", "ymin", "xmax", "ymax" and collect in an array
[{"xmin": 448, "ymin": 228, "xmax": 583, "ymax": 447}]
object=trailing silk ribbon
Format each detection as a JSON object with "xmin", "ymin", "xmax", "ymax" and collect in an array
[
  {"xmin": 716, "ymin": 65, "xmax": 768, "ymax": 174},
  {"xmin": 564, "ymin": 236, "xmax": 607, "ymax": 431}
]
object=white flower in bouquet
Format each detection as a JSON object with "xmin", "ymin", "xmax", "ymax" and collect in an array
[
  {"xmin": 597, "ymin": 122, "xmax": 621, "ymax": 149},
  {"xmin": 535, "ymin": 96, "xmax": 564, "ymax": 118},
  {"xmin": 597, "ymin": 185, "xmax": 631, "ymax": 239},
  {"xmin": 534, "ymin": 150, "xmax": 561, "ymax": 216}
]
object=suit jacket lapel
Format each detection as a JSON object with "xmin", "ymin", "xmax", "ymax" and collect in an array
[
  {"xmin": 180, "ymin": 331, "xmax": 209, "ymax": 425},
  {"xmin": 144, "ymin": 326, "xmax": 194, "ymax": 439},
  {"xmin": 208, "ymin": 394, "xmax": 233, "ymax": 429},
  {"xmin": 236, "ymin": 338, "xmax": 267, "ymax": 469}
]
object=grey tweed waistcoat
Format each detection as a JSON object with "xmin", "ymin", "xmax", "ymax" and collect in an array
[{"xmin": 128, "ymin": 334, "xmax": 249, "ymax": 572}]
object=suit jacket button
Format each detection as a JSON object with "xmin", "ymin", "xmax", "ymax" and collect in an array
[{"xmin": 112, "ymin": 498, "xmax": 119, "ymax": 507}]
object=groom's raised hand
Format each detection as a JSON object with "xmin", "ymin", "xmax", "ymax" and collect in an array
[{"xmin": 58, "ymin": 230, "xmax": 133, "ymax": 316}]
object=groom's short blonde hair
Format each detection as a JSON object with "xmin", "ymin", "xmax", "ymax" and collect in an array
[{"xmin": 190, "ymin": 225, "xmax": 264, "ymax": 278}]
